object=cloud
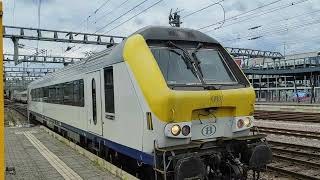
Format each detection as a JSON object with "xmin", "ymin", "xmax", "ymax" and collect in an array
[
  {"xmin": 227, "ymin": 1, "xmax": 248, "ymax": 12},
  {"xmin": 134, "ymin": 17, "xmax": 144, "ymax": 25},
  {"xmin": 3, "ymin": 0, "xmax": 320, "ymax": 58}
]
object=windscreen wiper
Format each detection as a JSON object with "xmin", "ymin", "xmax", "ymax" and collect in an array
[
  {"xmin": 191, "ymin": 43, "xmax": 204, "ymax": 77},
  {"xmin": 167, "ymin": 41, "xmax": 205, "ymax": 84},
  {"xmin": 168, "ymin": 49, "xmax": 193, "ymax": 69},
  {"xmin": 167, "ymin": 41, "xmax": 217, "ymax": 90}
]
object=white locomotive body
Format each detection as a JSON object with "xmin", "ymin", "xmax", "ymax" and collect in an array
[{"xmin": 28, "ymin": 26, "xmax": 271, "ymax": 179}]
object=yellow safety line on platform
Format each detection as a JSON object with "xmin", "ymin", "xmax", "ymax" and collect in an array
[
  {"xmin": 24, "ymin": 131, "xmax": 83, "ymax": 180},
  {"xmin": 41, "ymin": 126, "xmax": 138, "ymax": 180}
]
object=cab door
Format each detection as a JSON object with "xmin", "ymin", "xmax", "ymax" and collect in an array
[{"xmin": 86, "ymin": 71, "xmax": 103, "ymax": 135}]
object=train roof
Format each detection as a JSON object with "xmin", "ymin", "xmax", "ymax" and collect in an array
[
  {"xmin": 15, "ymin": 90, "xmax": 27, "ymax": 95},
  {"xmin": 29, "ymin": 26, "xmax": 220, "ymax": 88},
  {"xmin": 134, "ymin": 26, "xmax": 220, "ymax": 44}
]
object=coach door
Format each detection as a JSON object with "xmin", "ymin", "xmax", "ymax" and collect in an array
[{"xmin": 86, "ymin": 71, "xmax": 103, "ymax": 135}]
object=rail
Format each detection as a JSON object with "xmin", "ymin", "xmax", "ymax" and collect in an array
[
  {"xmin": 254, "ymin": 110, "xmax": 320, "ymax": 122},
  {"xmin": 255, "ymin": 126, "xmax": 320, "ymax": 140},
  {"xmin": 268, "ymin": 141, "xmax": 320, "ymax": 180}
]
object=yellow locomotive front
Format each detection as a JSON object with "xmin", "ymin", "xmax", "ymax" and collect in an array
[{"xmin": 123, "ymin": 26, "xmax": 272, "ymax": 179}]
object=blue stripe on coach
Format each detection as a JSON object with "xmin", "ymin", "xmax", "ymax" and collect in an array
[
  {"xmin": 60, "ymin": 122, "xmax": 154, "ymax": 166},
  {"xmin": 30, "ymin": 111, "xmax": 154, "ymax": 166}
]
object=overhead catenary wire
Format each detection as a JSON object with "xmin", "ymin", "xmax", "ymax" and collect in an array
[
  {"xmin": 67, "ymin": 0, "xmax": 151, "ymax": 55},
  {"xmin": 59, "ymin": 0, "xmax": 112, "ymax": 57},
  {"xmin": 67, "ymin": 0, "xmax": 281, "ymax": 55},
  {"xmin": 94, "ymin": 0, "xmax": 130, "ymax": 24},
  {"xmin": 104, "ymin": 0, "xmax": 164, "ymax": 33},
  {"xmin": 93, "ymin": 0, "xmax": 165, "ymax": 53},
  {"xmin": 70, "ymin": 0, "xmax": 111, "ymax": 31},
  {"xmin": 95, "ymin": 0, "xmax": 150, "ymax": 33},
  {"xmin": 247, "ymin": 9, "xmax": 320, "ymax": 31},
  {"xmin": 223, "ymin": 0, "xmax": 307, "ymax": 24},
  {"xmin": 214, "ymin": 7, "xmax": 320, "ymax": 49},
  {"xmin": 213, "ymin": 2, "xmax": 226, "ymax": 31},
  {"xmin": 182, "ymin": 0, "xmax": 224, "ymax": 18},
  {"xmin": 246, "ymin": 14, "xmax": 319, "ymax": 37},
  {"xmin": 63, "ymin": 0, "xmax": 131, "ymax": 55},
  {"xmin": 65, "ymin": 0, "xmax": 281, "ymax": 55},
  {"xmin": 220, "ymin": 19, "xmax": 320, "ymax": 43},
  {"xmin": 204, "ymin": 0, "xmax": 309, "ymax": 33},
  {"xmin": 94, "ymin": 0, "xmax": 112, "ymax": 14},
  {"xmin": 197, "ymin": 0, "xmax": 283, "ymax": 31},
  {"xmin": 215, "ymin": 8, "xmax": 320, "ymax": 41}
]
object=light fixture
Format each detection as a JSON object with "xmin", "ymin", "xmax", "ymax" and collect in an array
[
  {"xmin": 181, "ymin": 125, "xmax": 190, "ymax": 136},
  {"xmin": 171, "ymin": 124, "xmax": 181, "ymax": 136}
]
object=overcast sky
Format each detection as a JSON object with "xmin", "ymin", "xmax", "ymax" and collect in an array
[{"xmin": 3, "ymin": 0, "xmax": 320, "ymax": 59}]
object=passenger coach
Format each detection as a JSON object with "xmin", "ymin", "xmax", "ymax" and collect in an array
[{"xmin": 28, "ymin": 26, "xmax": 272, "ymax": 180}]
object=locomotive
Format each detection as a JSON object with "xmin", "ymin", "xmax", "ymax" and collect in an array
[{"xmin": 28, "ymin": 26, "xmax": 272, "ymax": 179}]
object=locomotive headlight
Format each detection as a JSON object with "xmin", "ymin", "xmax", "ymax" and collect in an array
[
  {"xmin": 171, "ymin": 124, "xmax": 181, "ymax": 136},
  {"xmin": 165, "ymin": 122, "xmax": 191, "ymax": 138},
  {"xmin": 244, "ymin": 117, "xmax": 251, "ymax": 127},
  {"xmin": 233, "ymin": 116, "xmax": 254, "ymax": 132}
]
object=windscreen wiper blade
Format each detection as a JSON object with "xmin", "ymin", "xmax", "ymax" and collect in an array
[
  {"xmin": 191, "ymin": 43, "xmax": 204, "ymax": 77},
  {"xmin": 167, "ymin": 41, "xmax": 204, "ymax": 83},
  {"xmin": 167, "ymin": 41, "xmax": 217, "ymax": 90},
  {"xmin": 168, "ymin": 49, "xmax": 193, "ymax": 70}
]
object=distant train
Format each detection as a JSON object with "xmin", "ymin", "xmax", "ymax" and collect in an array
[
  {"xmin": 13, "ymin": 90, "xmax": 28, "ymax": 104},
  {"xmin": 28, "ymin": 26, "xmax": 272, "ymax": 180}
]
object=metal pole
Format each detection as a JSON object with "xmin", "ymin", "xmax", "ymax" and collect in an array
[{"xmin": 0, "ymin": 2, "xmax": 4, "ymax": 179}]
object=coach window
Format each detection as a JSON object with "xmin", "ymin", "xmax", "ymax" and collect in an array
[
  {"xmin": 104, "ymin": 67, "xmax": 114, "ymax": 114},
  {"xmin": 64, "ymin": 82, "xmax": 73, "ymax": 105},
  {"xmin": 56, "ymin": 84, "xmax": 63, "ymax": 104},
  {"xmin": 39, "ymin": 88, "xmax": 44, "ymax": 102},
  {"xmin": 79, "ymin": 79, "xmax": 84, "ymax": 107},
  {"xmin": 33, "ymin": 89, "xmax": 36, "ymax": 101},
  {"xmin": 92, "ymin": 79, "xmax": 97, "ymax": 125},
  {"xmin": 43, "ymin": 87, "xmax": 49, "ymax": 102},
  {"xmin": 34, "ymin": 89, "xmax": 37, "ymax": 101},
  {"xmin": 30, "ymin": 90, "xmax": 34, "ymax": 101},
  {"xmin": 73, "ymin": 80, "xmax": 80, "ymax": 106},
  {"xmin": 48, "ymin": 86, "xmax": 56, "ymax": 103},
  {"xmin": 35, "ymin": 88, "xmax": 40, "ymax": 101}
]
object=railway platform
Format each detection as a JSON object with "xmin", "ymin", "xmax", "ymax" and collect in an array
[
  {"xmin": 5, "ymin": 126, "xmax": 120, "ymax": 180},
  {"xmin": 255, "ymin": 102, "xmax": 320, "ymax": 113}
]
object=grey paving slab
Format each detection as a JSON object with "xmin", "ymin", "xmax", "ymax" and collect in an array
[{"xmin": 5, "ymin": 126, "xmax": 120, "ymax": 180}]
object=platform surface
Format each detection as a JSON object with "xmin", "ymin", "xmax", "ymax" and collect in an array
[
  {"xmin": 255, "ymin": 103, "xmax": 320, "ymax": 113},
  {"xmin": 5, "ymin": 126, "xmax": 119, "ymax": 180}
]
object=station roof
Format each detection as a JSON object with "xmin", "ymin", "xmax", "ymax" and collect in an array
[{"xmin": 243, "ymin": 67, "xmax": 320, "ymax": 75}]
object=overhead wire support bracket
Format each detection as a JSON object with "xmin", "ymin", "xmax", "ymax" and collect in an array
[
  {"xmin": 3, "ymin": 25, "xmax": 126, "ymax": 46},
  {"xmin": 3, "ymin": 53, "xmax": 83, "ymax": 64},
  {"xmin": 4, "ymin": 66, "xmax": 57, "ymax": 74},
  {"xmin": 225, "ymin": 47, "xmax": 284, "ymax": 59}
]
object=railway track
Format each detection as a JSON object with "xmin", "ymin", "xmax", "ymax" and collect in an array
[
  {"xmin": 267, "ymin": 141, "xmax": 320, "ymax": 180},
  {"xmin": 5, "ymin": 102, "xmax": 28, "ymax": 116},
  {"xmin": 254, "ymin": 110, "xmax": 320, "ymax": 122},
  {"xmin": 254, "ymin": 126, "xmax": 320, "ymax": 140},
  {"xmin": 12, "ymin": 105, "xmax": 28, "ymax": 118}
]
